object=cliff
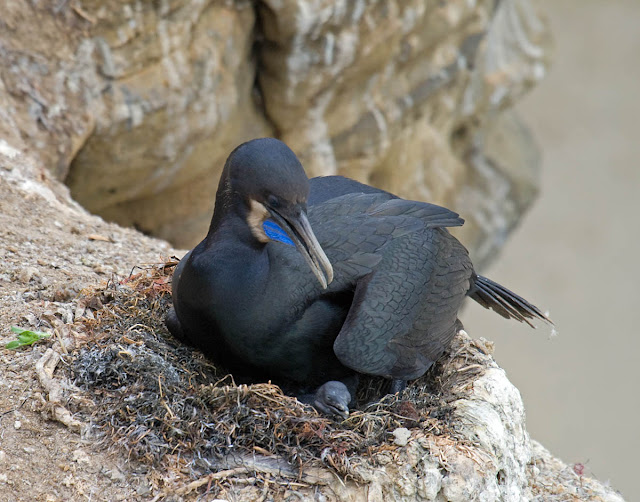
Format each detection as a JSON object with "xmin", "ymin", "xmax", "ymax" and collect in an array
[
  {"xmin": 0, "ymin": 136, "xmax": 624, "ymax": 502},
  {"xmin": 0, "ymin": 1, "xmax": 625, "ymax": 500},
  {"xmin": 3, "ymin": 0, "xmax": 548, "ymax": 265}
]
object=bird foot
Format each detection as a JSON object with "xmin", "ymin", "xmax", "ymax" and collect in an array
[{"xmin": 313, "ymin": 381, "xmax": 352, "ymax": 420}]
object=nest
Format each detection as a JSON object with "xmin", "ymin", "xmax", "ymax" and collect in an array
[{"xmin": 63, "ymin": 260, "xmax": 488, "ymax": 496}]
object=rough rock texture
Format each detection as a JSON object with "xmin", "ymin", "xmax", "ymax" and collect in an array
[
  {"xmin": 0, "ymin": 153, "xmax": 625, "ymax": 501},
  {"xmin": 1, "ymin": 0, "xmax": 549, "ymax": 262},
  {"xmin": 258, "ymin": 0, "xmax": 550, "ymax": 264},
  {"xmin": 1, "ymin": 0, "xmax": 272, "ymax": 247}
]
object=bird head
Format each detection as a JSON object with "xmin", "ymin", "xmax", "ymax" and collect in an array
[{"xmin": 221, "ymin": 138, "xmax": 334, "ymax": 289}]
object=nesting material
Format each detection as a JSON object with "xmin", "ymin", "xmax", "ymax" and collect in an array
[{"xmin": 59, "ymin": 261, "xmax": 506, "ymax": 498}]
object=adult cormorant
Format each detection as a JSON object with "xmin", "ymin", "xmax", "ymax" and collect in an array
[{"xmin": 166, "ymin": 138, "xmax": 551, "ymax": 418}]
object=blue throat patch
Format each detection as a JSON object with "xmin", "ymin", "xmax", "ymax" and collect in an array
[{"xmin": 263, "ymin": 220, "xmax": 295, "ymax": 246}]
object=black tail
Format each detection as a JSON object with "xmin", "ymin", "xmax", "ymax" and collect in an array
[{"xmin": 468, "ymin": 275, "xmax": 552, "ymax": 328}]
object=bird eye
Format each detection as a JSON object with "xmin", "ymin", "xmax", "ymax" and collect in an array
[{"xmin": 267, "ymin": 195, "xmax": 280, "ymax": 208}]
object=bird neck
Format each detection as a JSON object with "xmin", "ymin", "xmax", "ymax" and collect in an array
[
  {"xmin": 206, "ymin": 174, "xmax": 263, "ymax": 249},
  {"xmin": 206, "ymin": 171, "xmax": 255, "ymax": 239},
  {"xmin": 207, "ymin": 172, "xmax": 233, "ymax": 234}
]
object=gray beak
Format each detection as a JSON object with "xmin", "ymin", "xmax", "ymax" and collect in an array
[{"xmin": 268, "ymin": 207, "xmax": 334, "ymax": 289}]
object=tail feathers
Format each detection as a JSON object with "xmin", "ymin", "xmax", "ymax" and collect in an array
[{"xmin": 469, "ymin": 275, "xmax": 553, "ymax": 328}]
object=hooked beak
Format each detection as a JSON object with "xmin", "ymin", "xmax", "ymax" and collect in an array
[{"xmin": 267, "ymin": 206, "xmax": 334, "ymax": 289}]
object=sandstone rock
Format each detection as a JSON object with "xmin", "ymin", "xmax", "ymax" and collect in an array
[
  {"xmin": 0, "ymin": 1, "xmax": 272, "ymax": 246},
  {"xmin": 1, "ymin": 0, "xmax": 550, "ymax": 257},
  {"xmin": 64, "ymin": 1, "xmax": 273, "ymax": 245},
  {"xmin": 259, "ymin": 0, "xmax": 551, "ymax": 265}
]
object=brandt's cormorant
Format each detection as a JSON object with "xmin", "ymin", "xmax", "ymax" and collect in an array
[{"xmin": 166, "ymin": 138, "xmax": 551, "ymax": 418}]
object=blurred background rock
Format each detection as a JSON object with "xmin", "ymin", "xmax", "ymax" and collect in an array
[{"xmin": 462, "ymin": 1, "xmax": 640, "ymax": 499}]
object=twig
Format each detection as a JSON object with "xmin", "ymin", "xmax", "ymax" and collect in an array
[
  {"xmin": 36, "ymin": 348, "xmax": 83, "ymax": 431},
  {"xmin": 149, "ymin": 467, "xmax": 250, "ymax": 500}
]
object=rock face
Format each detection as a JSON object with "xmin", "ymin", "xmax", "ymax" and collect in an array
[
  {"xmin": 258, "ymin": 0, "xmax": 549, "ymax": 265},
  {"xmin": 1, "ymin": 0, "xmax": 550, "ymax": 260}
]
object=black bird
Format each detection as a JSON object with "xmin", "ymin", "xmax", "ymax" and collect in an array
[{"xmin": 166, "ymin": 138, "xmax": 551, "ymax": 418}]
